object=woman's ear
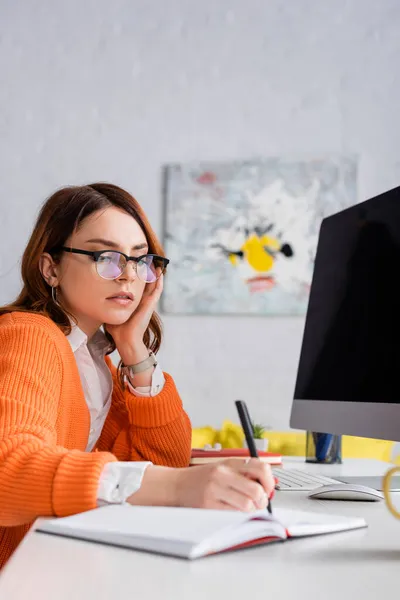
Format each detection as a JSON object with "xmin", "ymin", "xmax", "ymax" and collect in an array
[{"xmin": 39, "ymin": 252, "xmax": 60, "ymax": 287}]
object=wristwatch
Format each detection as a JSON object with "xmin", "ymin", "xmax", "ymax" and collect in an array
[{"xmin": 121, "ymin": 351, "xmax": 158, "ymax": 377}]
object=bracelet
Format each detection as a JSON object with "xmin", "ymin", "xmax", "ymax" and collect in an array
[{"xmin": 121, "ymin": 351, "xmax": 158, "ymax": 376}]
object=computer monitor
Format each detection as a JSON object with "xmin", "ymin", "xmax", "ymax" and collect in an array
[{"xmin": 290, "ymin": 184, "xmax": 400, "ymax": 443}]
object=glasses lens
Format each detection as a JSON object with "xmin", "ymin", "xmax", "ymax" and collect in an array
[
  {"xmin": 137, "ymin": 255, "xmax": 166, "ymax": 283},
  {"xmin": 96, "ymin": 252, "xmax": 125, "ymax": 279}
]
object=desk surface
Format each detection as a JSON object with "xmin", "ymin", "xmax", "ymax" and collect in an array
[{"xmin": 1, "ymin": 458, "xmax": 399, "ymax": 600}]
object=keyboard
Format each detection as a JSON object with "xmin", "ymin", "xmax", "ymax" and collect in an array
[{"xmin": 272, "ymin": 467, "xmax": 341, "ymax": 491}]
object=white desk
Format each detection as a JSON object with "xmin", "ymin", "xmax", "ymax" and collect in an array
[{"xmin": 1, "ymin": 458, "xmax": 399, "ymax": 600}]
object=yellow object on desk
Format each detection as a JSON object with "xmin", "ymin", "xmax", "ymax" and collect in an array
[
  {"xmin": 383, "ymin": 465, "xmax": 400, "ymax": 518},
  {"xmin": 191, "ymin": 419, "xmax": 395, "ymax": 462}
]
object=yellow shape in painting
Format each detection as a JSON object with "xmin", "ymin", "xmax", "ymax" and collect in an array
[
  {"xmin": 241, "ymin": 234, "xmax": 280, "ymax": 272},
  {"xmin": 260, "ymin": 235, "xmax": 281, "ymax": 251},
  {"xmin": 228, "ymin": 254, "xmax": 237, "ymax": 266}
]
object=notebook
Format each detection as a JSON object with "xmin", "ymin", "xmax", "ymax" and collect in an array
[
  {"xmin": 190, "ymin": 448, "xmax": 282, "ymax": 465},
  {"xmin": 36, "ymin": 504, "xmax": 367, "ymax": 560}
]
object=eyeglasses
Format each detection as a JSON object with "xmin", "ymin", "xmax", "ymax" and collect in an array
[{"xmin": 58, "ymin": 247, "xmax": 169, "ymax": 283}]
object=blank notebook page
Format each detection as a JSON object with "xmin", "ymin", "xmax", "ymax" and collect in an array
[
  {"xmin": 272, "ymin": 508, "xmax": 366, "ymax": 536},
  {"xmin": 39, "ymin": 504, "xmax": 277, "ymax": 544}
]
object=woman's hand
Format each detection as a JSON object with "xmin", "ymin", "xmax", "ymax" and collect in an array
[
  {"xmin": 105, "ymin": 273, "xmax": 163, "ymax": 365},
  {"xmin": 174, "ymin": 458, "xmax": 275, "ymax": 510},
  {"xmin": 127, "ymin": 459, "xmax": 275, "ymax": 512}
]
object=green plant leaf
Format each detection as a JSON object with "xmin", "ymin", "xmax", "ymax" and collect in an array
[{"xmin": 251, "ymin": 422, "xmax": 266, "ymax": 439}]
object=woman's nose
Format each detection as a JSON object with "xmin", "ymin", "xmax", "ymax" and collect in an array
[{"xmin": 119, "ymin": 261, "xmax": 137, "ymax": 281}]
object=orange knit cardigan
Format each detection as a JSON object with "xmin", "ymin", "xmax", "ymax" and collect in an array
[{"xmin": 0, "ymin": 312, "xmax": 192, "ymax": 569}]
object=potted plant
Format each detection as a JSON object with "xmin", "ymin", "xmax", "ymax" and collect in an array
[{"xmin": 243, "ymin": 422, "xmax": 269, "ymax": 451}]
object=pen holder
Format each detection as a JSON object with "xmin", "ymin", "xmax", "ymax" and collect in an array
[{"xmin": 306, "ymin": 431, "xmax": 342, "ymax": 464}]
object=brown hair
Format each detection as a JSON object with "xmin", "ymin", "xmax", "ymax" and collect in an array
[{"xmin": 0, "ymin": 182, "xmax": 165, "ymax": 387}]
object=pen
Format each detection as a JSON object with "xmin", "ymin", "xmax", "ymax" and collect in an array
[
  {"xmin": 312, "ymin": 432, "xmax": 334, "ymax": 462},
  {"xmin": 235, "ymin": 400, "xmax": 272, "ymax": 514}
]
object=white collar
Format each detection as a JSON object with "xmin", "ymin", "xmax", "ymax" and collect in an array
[{"xmin": 66, "ymin": 319, "xmax": 113, "ymax": 356}]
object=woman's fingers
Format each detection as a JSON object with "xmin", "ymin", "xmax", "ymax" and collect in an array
[
  {"xmin": 198, "ymin": 463, "xmax": 269, "ymax": 511},
  {"xmin": 153, "ymin": 272, "xmax": 163, "ymax": 299},
  {"xmin": 224, "ymin": 487, "xmax": 267, "ymax": 511},
  {"xmin": 219, "ymin": 458, "xmax": 275, "ymax": 495},
  {"xmin": 142, "ymin": 273, "xmax": 163, "ymax": 301},
  {"xmin": 136, "ymin": 276, "xmax": 163, "ymax": 322},
  {"xmin": 217, "ymin": 466, "xmax": 267, "ymax": 509},
  {"xmin": 173, "ymin": 460, "xmax": 275, "ymax": 513},
  {"xmin": 238, "ymin": 459, "xmax": 275, "ymax": 498},
  {"xmin": 212, "ymin": 494, "xmax": 263, "ymax": 511}
]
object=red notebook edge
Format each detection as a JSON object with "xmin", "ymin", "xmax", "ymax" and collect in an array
[
  {"xmin": 190, "ymin": 448, "xmax": 282, "ymax": 465},
  {"xmin": 205, "ymin": 535, "xmax": 284, "ymax": 557}
]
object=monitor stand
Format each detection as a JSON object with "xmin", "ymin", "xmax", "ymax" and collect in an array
[{"xmin": 335, "ymin": 475, "xmax": 400, "ymax": 491}]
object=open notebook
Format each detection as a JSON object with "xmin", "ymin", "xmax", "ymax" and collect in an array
[{"xmin": 36, "ymin": 504, "xmax": 367, "ymax": 560}]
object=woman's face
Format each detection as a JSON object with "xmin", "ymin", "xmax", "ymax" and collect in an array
[{"xmin": 40, "ymin": 206, "xmax": 148, "ymax": 337}]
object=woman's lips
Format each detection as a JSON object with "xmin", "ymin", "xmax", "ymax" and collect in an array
[{"xmin": 106, "ymin": 297, "xmax": 134, "ymax": 306}]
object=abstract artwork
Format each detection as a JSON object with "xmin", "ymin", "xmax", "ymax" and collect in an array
[{"xmin": 161, "ymin": 156, "xmax": 357, "ymax": 315}]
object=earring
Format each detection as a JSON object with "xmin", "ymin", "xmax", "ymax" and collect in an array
[{"xmin": 51, "ymin": 286, "xmax": 59, "ymax": 306}]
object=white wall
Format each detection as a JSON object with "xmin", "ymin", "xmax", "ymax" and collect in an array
[{"xmin": 1, "ymin": 0, "xmax": 400, "ymax": 429}]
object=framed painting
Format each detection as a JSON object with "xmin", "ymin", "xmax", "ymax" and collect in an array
[{"xmin": 161, "ymin": 155, "xmax": 357, "ymax": 315}]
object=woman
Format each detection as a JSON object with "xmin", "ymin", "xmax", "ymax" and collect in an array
[{"xmin": 0, "ymin": 183, "xmax": 274, "ymax": 568}]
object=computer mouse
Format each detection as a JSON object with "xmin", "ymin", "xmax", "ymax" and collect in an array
[{"xmin": 308, "ymin": 483, "xmax": 384, "ymax": 502}]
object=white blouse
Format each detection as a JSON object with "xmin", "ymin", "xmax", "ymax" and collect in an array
[{"xmin": 66, "ymin": 323, "xmax": 165, "ymax": 504}]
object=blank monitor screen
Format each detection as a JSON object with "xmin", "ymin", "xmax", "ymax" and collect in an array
[{"xmin": 290, "ymin": 184, "xmax": 400, "ymax": 442}]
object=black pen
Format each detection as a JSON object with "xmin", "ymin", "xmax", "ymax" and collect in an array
[{"xmin": 235, "ymin": 400, "xmax": 272, "ymax": 514}]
